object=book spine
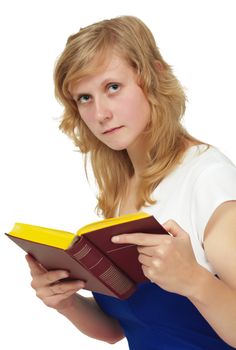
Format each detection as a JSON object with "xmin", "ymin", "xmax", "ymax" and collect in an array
[{"xmin": 69, "ymin": 236, "xmax": 135, "ymax": 299}]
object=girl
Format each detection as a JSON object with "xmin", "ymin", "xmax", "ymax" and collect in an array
[{"xmin": 26, "ymin": 16, "xmax": 236, "ymax": 349}]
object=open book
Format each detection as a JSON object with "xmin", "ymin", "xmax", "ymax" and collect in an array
[{"xmin": 5, "ymin": 212, "xmax": 168, "ymax": 299}]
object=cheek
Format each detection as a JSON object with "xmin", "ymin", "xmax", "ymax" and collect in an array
[
  {"xmin": 78, "ymin": 108, "xmax": 94, "ymax": 126},
  {"xmin": 119, "ymin": 88, "xmax": 150, "ymax": 121}
]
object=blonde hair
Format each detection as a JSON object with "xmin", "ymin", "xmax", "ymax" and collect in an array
[{"xmin": 54, "ymin": 15, "xmax": 203, "ymax": 218}]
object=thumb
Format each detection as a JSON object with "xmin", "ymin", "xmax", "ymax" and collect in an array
[{"xmin": 162, "ymin": 220, "xmax": 188, "ymax": 238}]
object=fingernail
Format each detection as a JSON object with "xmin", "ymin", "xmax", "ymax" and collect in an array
[
  {"xmin": 61, "ymin": 272, "xmax": 69, "ymax": 278},
  {"xmin": 76, "ymin": 281, "xmax": 85, "ymax": 288},
  {"xmin": 111, "ymin": 236, "xmax": 119, "ymax": 243}
]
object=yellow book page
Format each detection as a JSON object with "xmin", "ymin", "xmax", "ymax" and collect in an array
[
  {"xmin": 9, "ymin": 212, "xmax": 150, "ymax": 249},
  {"xmin": 76, "ymin": 211, "xmax": 150, "ymax": 236},
  {"xmin": 9, "ymin": 223, "xmax": 74, "ymax": 249}
]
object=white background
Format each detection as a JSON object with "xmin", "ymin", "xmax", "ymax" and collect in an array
[{"xmin": 0, "ymin": 1, "xmax": 235, "ymax": 349}]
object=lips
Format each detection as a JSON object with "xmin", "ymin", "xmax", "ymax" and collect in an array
[{"xmin": 103, "ymin": 126, "xmax": 123, "ymax": 134}]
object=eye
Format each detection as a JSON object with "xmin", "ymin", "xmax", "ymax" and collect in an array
[
  {"xmin": 77, "ymin": 94, "xmax": 91, "ymax": 104},
  {"xmin": 108, "ymin": 83, "xmax": 120, "ymax": 93}
]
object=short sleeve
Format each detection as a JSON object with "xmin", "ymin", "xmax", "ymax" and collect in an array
[{"xmin": 191, "ymin": 163, "xmax": 236, "ymax": 243}]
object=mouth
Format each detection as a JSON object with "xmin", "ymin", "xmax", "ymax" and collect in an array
[{"xmin": 103, "ymin": 126, "xmax": 124, "ymax": 134}]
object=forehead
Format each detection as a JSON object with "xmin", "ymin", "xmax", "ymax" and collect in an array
[{"xmin": 69, "ymin": 53, "xmax": 135, "ymax": 94}]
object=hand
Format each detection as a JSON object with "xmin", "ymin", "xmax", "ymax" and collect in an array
[
  {"xmin": 112, "ymin": 220, "xmax": 202, "ymax": 297},
  {"xmin": 25, "ymin": 254, "xmax": 85, "ymax": 311}
]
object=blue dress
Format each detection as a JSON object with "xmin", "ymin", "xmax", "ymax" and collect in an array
[{"xmin": 93, "ymin": 281, "xmax": 235, "ymax": 350}]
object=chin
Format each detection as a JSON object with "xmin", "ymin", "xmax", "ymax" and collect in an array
[
  {"xmin": 108, "ymin": 145, "xmax": 127, "ymax": 151},
  {"xmin": 101, "ymin": 140, "xmax": 129, "ymax": 151}
]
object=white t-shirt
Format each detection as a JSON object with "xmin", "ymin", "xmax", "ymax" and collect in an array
[{"xmin": 118, "ymin": 144, "xmax": 236, "ymax": 273}]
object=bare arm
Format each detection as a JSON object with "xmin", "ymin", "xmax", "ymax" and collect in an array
[
  {"xmin": 57, "ymin": 295, "xmax": 124, "ymax": 344},
  {"xmin": 26, "ymin": 254, "xmax": 124, "ymax": 344},
  {"xmin": 189, "ymin": 200, "xmax": 236, "ymax": 347}
]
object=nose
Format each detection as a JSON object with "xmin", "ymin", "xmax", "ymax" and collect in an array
[{"xmin": 94, "ymin": 96, "xmax": 112, "ymax": 122}]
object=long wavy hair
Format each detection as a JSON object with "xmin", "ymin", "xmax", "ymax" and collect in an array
[{"xmin": 54, "ymin": 15, "xmax": 203, "ymax": 219}]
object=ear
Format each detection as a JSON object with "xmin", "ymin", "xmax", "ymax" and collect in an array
[{"xmin": 154, "ymin": 60, "xmax": 164, "ymax": 72}]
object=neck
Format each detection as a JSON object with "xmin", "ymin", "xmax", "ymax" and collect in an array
[
  {"xmin": 127, "ymin": 151, "xmax": 148, "ymax": 181},
  {"xmin": 127, "ymin": 138, "xmax": 201, "ymax": 180},
  {"xmin": 126, "ymin": 136, "xmax": 149, "ymax": 178}
]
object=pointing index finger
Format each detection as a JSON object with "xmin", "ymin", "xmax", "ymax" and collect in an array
[{"xmin": 111, "ymin": 233, "xmax": 167, "ymax": 246}]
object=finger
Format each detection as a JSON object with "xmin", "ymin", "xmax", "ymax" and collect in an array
[
  {"xmin": 112, "ymin": 233, "xmax": 169, "ymax": 246},
  {"xmin": 38, "ymin": 280, "xmax": 85, "ymax": 298},
  {"xmin": 49, "ymin": 280, "xmax": 85, "ymax": 296},
  {"xmin": 25, "ymin": 254, "xmax": 47, "ymax": 276},
  {"xmin": 137, "ymin": 236, "xmax": 172, "ymax": 256},
  {"xmin": 138, "ymin": 253, "xmax": 151, "ymax": 267},
  {"xmin": 142, "ymin": 265, "xmax": 157, "ymax": 282},
  {"xmin": 43, "ymin": 287, "xmax": 81, "ymax": 308},
  {"xmin": 162, "ymin": 220, "xmax": 187, "ymax": 237},
  {"xmin": 137, "ymin": 246, "xmax": 154, "ymax": 256},
  {"xmin": 31, "ymin": 270, "xmax": 70, "ymax": 289}
]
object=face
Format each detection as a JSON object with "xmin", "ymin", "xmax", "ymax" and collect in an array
[{"xmin": 69, "ymin": 53, "xmax": 150, "ymax": 152}]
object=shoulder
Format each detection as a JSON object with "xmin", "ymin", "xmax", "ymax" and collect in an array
[
  {"xmin": 188, "ymin": 145, "xmax": 236, "ymax": 209},
  {"xmin": 190, "ymin": 145, "xmax": 236, "ymax": 190},
  {"xmin": 182, "ymin": 144, "xmax": 235, "ymax": 172},
  {"xmin": 159, "ymin": 145, "xmax": 236, "ymax": 195},
  {"xmin": 178, "ymin": 144, "xmax": 236, "ymax": 190},
  {"xmin": 189, "ymin": 145, "xmax": 236, "ymax": 247}
]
